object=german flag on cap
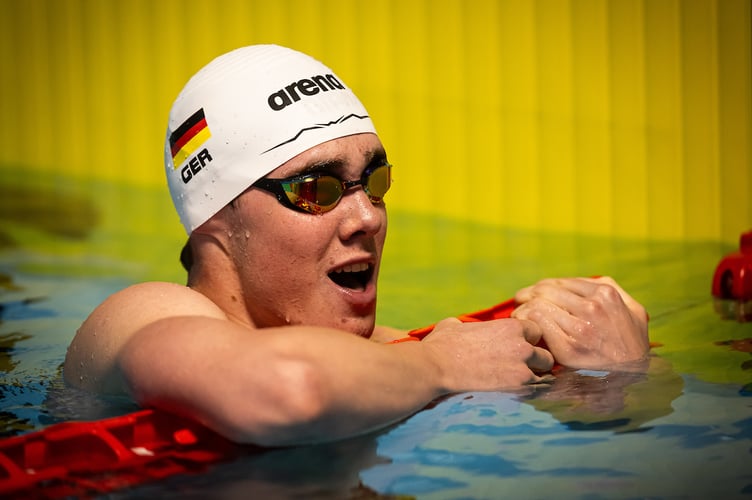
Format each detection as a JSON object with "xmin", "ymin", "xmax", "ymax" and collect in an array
[{"xmin": 169, "ymin": 108, "xmax": 211, "ymax": 167}]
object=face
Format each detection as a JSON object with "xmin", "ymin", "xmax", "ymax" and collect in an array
[{"xmin": 223, "ymin": 133, "xmax": 389, "ymax": 337}]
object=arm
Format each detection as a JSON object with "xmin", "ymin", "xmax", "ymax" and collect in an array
[
  {"xmin": 66, "ymin": 281, "xmax": 553, "ymax": 446},
  {"xmin": 511, "ymin": 276, "xmax": 650, "ymax": 370},
  {"xmin": 118, "ymin": 315, "xmax": 554, "ymax": 446}
]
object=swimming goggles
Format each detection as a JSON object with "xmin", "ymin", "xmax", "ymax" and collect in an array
[{"xmin": 252, "ymin": 163, "xmax": 392, "ymax": 214}]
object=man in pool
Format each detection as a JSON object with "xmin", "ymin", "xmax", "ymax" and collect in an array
[{"xmin": 64, "ymin": 45, "xmax": 649, "ymax": 446}]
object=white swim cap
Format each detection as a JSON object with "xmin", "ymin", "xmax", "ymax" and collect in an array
[{"xmin": 164, "ymin": 45, "xmax": 377, "ymax": 234}]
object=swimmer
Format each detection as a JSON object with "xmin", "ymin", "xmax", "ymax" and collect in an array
[{"xmin": 64, "ymin": 45, "xmax": 649, "ymax": 446}]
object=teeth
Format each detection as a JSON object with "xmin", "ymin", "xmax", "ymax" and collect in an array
[{"xmin": 333, "ymin": 262, "xmax": 369, "ymax": 273}]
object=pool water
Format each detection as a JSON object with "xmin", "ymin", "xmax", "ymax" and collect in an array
[{"xmin": 1, "ymin": 175, "xmax": 750, "ymax": 498}]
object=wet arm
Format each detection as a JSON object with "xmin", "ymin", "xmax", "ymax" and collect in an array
[
  {"xmin": 118, "ymin": 316, "xmax": 445, "ymax": 446},
  {"xmin": 118, "ymin": 315, "xmax": 553, "ymax": 447}
]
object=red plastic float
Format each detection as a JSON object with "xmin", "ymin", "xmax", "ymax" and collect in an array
[
  {"xmin": 712, "ymin": 230, "xmax": 752, "ymax": 321},
  {"xmin": 0, "ymin": 408, "xmax": 246, "ymax": 498}
]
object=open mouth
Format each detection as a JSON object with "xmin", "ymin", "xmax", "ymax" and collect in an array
[{"xmin": 328, "ymin": 262, "xmax": 373, "ymax": 291}]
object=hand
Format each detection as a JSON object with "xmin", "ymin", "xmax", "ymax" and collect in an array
[
  {"xmin": 420, "ymin": 317, "xmax": 555, "ymax": 391},
  {"xmin": 511, "ymin": 277, "xmax": 649, "ymax": 370}
]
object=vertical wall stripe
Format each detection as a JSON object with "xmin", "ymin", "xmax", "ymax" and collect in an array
[
  {"xmin": 537, "ymin": 0, "xmax": 576, "ymax": 233},
  {"xmin": 644, "ymin": 0, "xmax": 685, "ymax": 240},
  {"xmin": 385, "ymin": 0, "xmax": 432, "ymax": 218},
  {"xmin": 717, "ymin": 0, "xmax": 752, "ymax": 241},
  {"xmin": 681, "ymin": 0, "xmax": 721, "ymax": 240},
  {"xmin": 572, "ymin": 0, "xmax": 612, "ymax": 236},
  {"xmin": 464, "ymin": 0, "xmax": 505, "ymax": 223},
  {"xmin": 609, "ymin": 0, "xmax": 648, "ymax": 238},
  {"xmin": 499, "ymin": 0, "xmax": 540, "ymax": 229}
]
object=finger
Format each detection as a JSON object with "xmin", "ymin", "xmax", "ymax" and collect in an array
[
  {"xmin": 567, "ymin": 277, "xmax": 643, "ymax": 311},
  {"xmin": 514, "ymin": 284, "xmax": 535, "ymax": 303},
  {"xmin": 514, "ymin": 277, "xmax": 596, "ymax": 305},
  {"xmin": 514, "ymin": 301, "xmax": 571, "ymax": 339},
  {"xmin": 527, "ymin": 373, "xmax": 556, "ymax": 385},
  {"xmin": 517, "ymin": 276, "xmax": 621, "ymax": 300},
  {"xmin": 523, "ymin": 299, "xmax": 592, "ymax": 336},
  {"xmin": 514, "ymin": 299, "xmax": 584, "ymax": 356},
  {"xmin": 516, "ymin": 318, "xmax": 544, "ymax": 345},
  {"xmin": 527, "ymin": 345, "xmax": 555, "ymax": 373},
  {"xmin": 520, "ymin": 278, "xmax": 630, "ymax": 319},
  {"xmin": 542, "ymin": 278, "xmax": 605, "ymax": 299}
]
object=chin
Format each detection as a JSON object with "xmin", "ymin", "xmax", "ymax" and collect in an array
[{"xmin": 332, "ymin": 316, "xmax": 376, "ymax": 339}]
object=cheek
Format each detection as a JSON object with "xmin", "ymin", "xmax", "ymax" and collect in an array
[
  {"xmin": 240, "ymin": 231, "xmax": 330, "ymax": 324},
  {"xmin": 238, "ymin": 220, "xmax": 328, "ymax": 283},
  {"xmin": 228, "ymin": 195, "xmax": 337, "ymax": 283}
]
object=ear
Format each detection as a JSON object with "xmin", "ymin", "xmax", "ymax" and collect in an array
[
  {"xmin": 192, "ymin": 203, "xmax": 235, "ymax": 237},
  {"xmin": 186, "ymin": 206, "xmax": 237, "ymax": 284}
]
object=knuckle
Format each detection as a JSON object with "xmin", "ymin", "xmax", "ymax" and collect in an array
[
  {"xmin": 533, "ymin": 278, "xmax": 553, "ymax": 287},
  {"xmin": 582, "ymin": 297, "xmax": 606, "ymax": 317},
  {"xmin": 594, "ymin": 283, "xmax": 622, "ymax": 303},
  {"xmin": 525, "ymin": 297, "xmax": 548, "ymax": 312},
  {"xmin": 529, "ymin": 278, "xmax": 557, "ymax": 294}
]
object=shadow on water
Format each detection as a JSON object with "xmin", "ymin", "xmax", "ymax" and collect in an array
[{"xmin": 0, "ymin": 178, "xmax": 100, "ymax": 247}]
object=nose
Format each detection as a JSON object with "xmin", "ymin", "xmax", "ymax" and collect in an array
[{"xmin": 337, "ymin": 187, "xmax": 386, "ymax": 241}]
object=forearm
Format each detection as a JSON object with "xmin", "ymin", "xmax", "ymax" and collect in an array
[
  {"xmin": 119, "ymin": 317, "xmax": 445, "ymax": 446},
  {"xmin": 256, "ymin": 333, "xmax": 444, "ymax": 445}
]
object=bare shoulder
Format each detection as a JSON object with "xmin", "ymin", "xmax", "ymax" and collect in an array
[{"xmin": 64, "ymin": 281, "xmax": 226, "ymax": 393}]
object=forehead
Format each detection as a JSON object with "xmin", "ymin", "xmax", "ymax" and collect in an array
[{"xmin": 270, "ymin": 133, "xmax": 386, "ymax": 177}]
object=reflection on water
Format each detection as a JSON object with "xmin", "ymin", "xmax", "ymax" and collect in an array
[
  {"xmin": 112, "ymin": 432, "xmax": 397, "ymax": 500},
  {"xmin": 524, "ymin": 356, "xmax": 683, "ymax": 433},
  {"xmin": 362, "ymin": 376, "xmax": 751, "ymax": 499},
  {"xmin": 0, "ymin": 174, "xmax": 751, "ymax": 498},
  {"xmin": 0, "ymin": 328, "xmax": 35, "ymax": 436},
  {"xmin": 0, "ymin": 175, "xmax": 99, "ymax": 245},
  {"xmin": 0, "ymin": 333, "xmax": 32, "ymax": 374},
  {"xmin": 714, "ymin": 337, "xmax": 752, "ymax": 395}
]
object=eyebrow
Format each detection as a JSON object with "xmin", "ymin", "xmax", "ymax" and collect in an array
[{"xmin": 298, "ymin": 147, "xmax": 388, "ymax": 177}]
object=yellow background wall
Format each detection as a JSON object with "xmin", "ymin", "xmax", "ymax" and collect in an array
[{"xmin": 1, "ymin": 0, "xmax": 750, "ymax": 243}]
